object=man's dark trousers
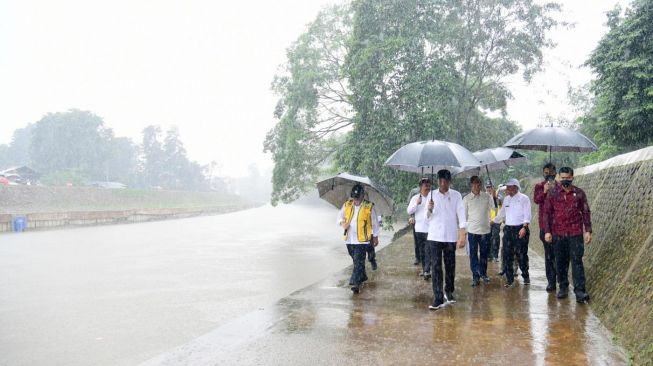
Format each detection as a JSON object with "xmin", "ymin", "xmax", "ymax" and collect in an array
[
  {"xmin": 415, "ymin": 232, "xmax": 429, "ymax": 272},
  {"xmin": 490, "ymin": 223, "xmax": 501, "ymax": 260},
  {"xmin": 347, "ymin": 244, "xmax": 369, "ymax": 286},
  {"xmin": 468, "ymin": 233, "xmax": 489, "ymax": 280},
  {"xmin": 366, "ymin": 244, "xmax": 376, "ymax": 264},
  {"xmin": 503, "ymin": 225, "xmax": 529, "ymax": 284},
  {"xmin": 412, "ymin": 225, "xmax": 419, "ymax": 263},
  {"xmin": 428, "ymin": 241, "xmax": 456, "ymax": 305},
  {"xmin": 553, "ymin": 235, "xmax": 586, "ymax": 296},
  {"xmin": 539, "ymin": 229, "xmax": 557, "ymax": 287}
]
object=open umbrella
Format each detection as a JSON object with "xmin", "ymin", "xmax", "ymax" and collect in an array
[
  {"xmin": 385, "ymin": 139, "xmax": 480, "ymax": 200},
  {"xmin": 384, "ymin": 140, "xmax": 481, "ymax": 175},
  {"xmin": 456, "ymin": 147, "xmax": 527, "ymax": 186},
  {"xmin": 503, "ymin": 126, "xmax": 598, "ymax": 162},
  {"xmin": 316, "ymin": 172, "xmax": 395, "ymax": 216}
]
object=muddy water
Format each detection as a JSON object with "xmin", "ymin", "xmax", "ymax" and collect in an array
[{"xmin": 0, "ymin": 200, "xmax": 392, "ymax": 366}]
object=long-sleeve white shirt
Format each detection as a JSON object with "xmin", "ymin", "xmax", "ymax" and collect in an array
[
  {"xmin": 407, "ymin": 193, "xmax": 430, "ymax": 233},
  {"xmin": 425, "ymin": 189, "xmax": 467, "ymax": 242},
  {"xmin": 493, "ymin": 192, "xmax": 531, "ymax": 226},
  {"xmin": 337, "ymin": 202, "xmax": 380, "ymax": 244}
]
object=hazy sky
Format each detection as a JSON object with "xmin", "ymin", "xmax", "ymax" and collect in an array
[{"xmin": 0, "ymin": 0, "xmax": 629, "ymax": 176}]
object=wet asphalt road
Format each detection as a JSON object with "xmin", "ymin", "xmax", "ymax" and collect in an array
[
  {"xmin": 143, "ymin": 234, "xmax": 628, "ymax": 366},
  {"xmin": 0, "ymin": 201, "xmax": 393, "ymax": 366}
]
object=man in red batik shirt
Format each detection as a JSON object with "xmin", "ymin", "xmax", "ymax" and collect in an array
[{"xmin": 543, "ymin": 166, "xmax": 592, "ymax": 303}]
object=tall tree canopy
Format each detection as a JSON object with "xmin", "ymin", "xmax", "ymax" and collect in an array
[
  {"xmin": 265, "ymin": 0, "xmax": 560, "ymax": 204},
  {"xmin": 581, "ymin": 0, "xmax": 653, "ymax": 158}
]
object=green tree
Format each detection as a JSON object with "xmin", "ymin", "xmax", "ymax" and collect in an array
[
  {"xmin": 0, "ymin": 144, "xmax": 8, "ymax": 169},
  {"xmin": 104, "ymin": 137, "xmax": 138, "ymax": 183},
  {"xmin": 264, "ymin": 3, "xmax": 353, "ymax": 205},
  {"xmin": 29, "ymin": 109, "xmax": 112, "ymax": 179},
  {"xmin": 265, "ymin": 0, "xmax": 560, "ymax": 204},
  {"xmin": 140, "ymin": 125, "xmax": 208, "ymax": 190},
  {"xmin": 6, "ymin": 124, "xmax": 35, "ymax": 167},
  {"xmin": 584, "ymin": 0, "xmax": 653, "ymax": 152}
]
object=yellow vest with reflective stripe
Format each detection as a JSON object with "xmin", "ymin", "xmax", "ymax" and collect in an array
[{"xmin": 343, "ymin": 200, "xmax": 374, "ymax": 242}]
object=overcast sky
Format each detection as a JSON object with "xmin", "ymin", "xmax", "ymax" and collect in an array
[{"xmin": 0, "ymin": 0, "xmax": 629, "ymax": 176}]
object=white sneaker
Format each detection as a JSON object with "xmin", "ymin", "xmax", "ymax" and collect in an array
[{"xmin": 428, "ymin": 303, "xmax": 446, "ymax": 310}]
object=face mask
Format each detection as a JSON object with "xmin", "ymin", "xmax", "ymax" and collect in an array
[{"xmin": 561, "ymin": 179, "xmax": 573, "ymax": 188}]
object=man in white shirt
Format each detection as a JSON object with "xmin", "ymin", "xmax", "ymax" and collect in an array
[
  {"xmin": 407, "ymin": 177, "xmax": 432, "ymax": 279},
  {"xmin": 425, "ymin": 170, "xmax": 467, "ymax": 310},
  {"xmin": 463, "ymin": 176, "xmax": 496, "ymax": 287},
  {"xmin": 337, "ymin": 184, "xmax": 380, "ymax": 294},
  {"xmin": 493, "ymin": 178, "xmax": 531, "ymax": 288}
]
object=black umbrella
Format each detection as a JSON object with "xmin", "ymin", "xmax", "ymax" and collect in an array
[
  {"xmin": 385, "ymin": 139, "xmax": 481, "ymax": 200},
  {"xmin": 384, "ymin": 140, "xmax": 481, "ymax": 174},
  {"xmin": 503, "ymin": 126, "xmax": 598, "ymax": 162},
  {"xmin": 316, "ymin": 172, "xmax": 395, "ymax": 216}
]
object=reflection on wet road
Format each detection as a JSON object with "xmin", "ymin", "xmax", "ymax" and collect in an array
[
  {"xmin": 0, "ymin": 201, "xmax": 393, "ymax": 366},
  {"xmin": 145, "ymin": 235, "xmax": 627, "ymax": 366}
]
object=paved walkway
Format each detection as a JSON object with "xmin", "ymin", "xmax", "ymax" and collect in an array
[{"xmin": 143, "ymin": 234, "xmax": 628, "ymax": 366}]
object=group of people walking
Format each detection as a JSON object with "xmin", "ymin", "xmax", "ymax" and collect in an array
[{"xmin": 337, "ymin": 163, "xmax": 592, "ymax": 309}]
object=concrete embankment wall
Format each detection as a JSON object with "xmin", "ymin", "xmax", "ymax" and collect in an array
[
  {"xmin": 0, "ymin": 185, "xmax": 258, "ymax": 233},
  {"xmin": 0, "ymin": 205, "xmax": 257, "ymax": 233},
  {"xmin": 569, "ymin": 147, "xmax": 653, "ymax": 364}
]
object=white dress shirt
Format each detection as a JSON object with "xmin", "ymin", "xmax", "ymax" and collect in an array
[
  {"xmin": 494, "ymin": 192, "xmax": 531, "ymax": 226},
  {"xmin": 424, "ymin": 189, "xmax": 467, "ymax": 242},
  {"xmin": 407, "ymin": 193, "xmax": 430, "ymax": 233},
  {"xmin": 464, "ymin": 191, "xmax": 495, "ymax": 235},
  {"xmin": 337, "ymin": 202, "xmax": 380, "ymax": 244}
]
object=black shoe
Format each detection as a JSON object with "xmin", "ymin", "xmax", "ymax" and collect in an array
[
  {"xmin": 371, "ymin": 261, "xmax": 378, "ymax": 271},
  {"xmin": 576, "ymin": 292, "xmax": 590, "ymax": 303},
  {"xmin": 351, "ymin": 286, "xmax": 359, "ymax": 294},
  {"xmin": 523, "ymin": 277, "xmax": 530, "ymax": 286},
  {"xmin": 445, "ymin": 292, "xmax": 456, "ymax": 303},
  {"xmin": 546, "ymin": 284, "xmax": 556, "ymax": 292},
  {"xmin": 482, "ymin": 276, "xmax": 490, "ymax": 284},
  {"xmin": 429, "ymin": 302, "xmax": 445, "ymax": 310},
  {"xmin": 557, "ymin": 290, "xmax": 568, "ymax": 299},
  {"xmin": 423, "ymin": 272, "xmax": 431, "ymax": 280},
  {"xmin": 471, "ymin": 278, "xmax": 479, "ymax": 287},
  {"xmin": 504, "ymin": 282, "xmax": 514, "ymax": 288},
  {"xmin": 497, "ymin": 270, "xmax": 505, "ymax": 276}
]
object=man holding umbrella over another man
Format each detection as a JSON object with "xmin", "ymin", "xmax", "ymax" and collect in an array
[{"xmin": 407, "ymin": 177, "xmax": 432, "ymax": 279}]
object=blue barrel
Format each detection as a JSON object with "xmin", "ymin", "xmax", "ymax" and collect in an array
[{"xmin": 12, "ymin": 216, "xmax": 27, "ymax": 232}]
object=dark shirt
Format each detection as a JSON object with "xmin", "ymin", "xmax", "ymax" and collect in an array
[
  {"xmin": 533, "ymin": 180, "xmax": 560, "ymax": 229},
  {"xmin": 542, "ymin": 185, "xmax": 592, "ymax": 236}
]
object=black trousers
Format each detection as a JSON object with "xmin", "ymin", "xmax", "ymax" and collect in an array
[
  {"xmin": 347, "ymin": 244, "xmax": 369, "ymax": 286},
  {"xmin": 539, "ymin": 229, "xmax": 557, "ymax": 287},
  {"xmin": 415, "ymin": 232, "xmax": 430, "ymax": 272},
  {"xmin": 503, "ymin": 226, "xmax": 529, "ymax": 283},
  {"xmin": 554, "ymin": 235, "xmax": 586, "ymax": 295},
  {"xmin": 412, "ymin": 225, "xmax": 419, "ymax": 262},
  {"xmin": 427, "ymin": 241, "xmax": 456, "ymax": 305},
  {"xmin": 490, "ymin": 223, "xmax": 501, "ymax": 259},
  {"xmin": 367, "ymin": 244, "xmax": 376, "ymax": 264}
]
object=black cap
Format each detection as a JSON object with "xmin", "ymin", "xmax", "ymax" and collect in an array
[{"xmin": 351, "ymin": 184, "xmax": 364, "ymax": 199}]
